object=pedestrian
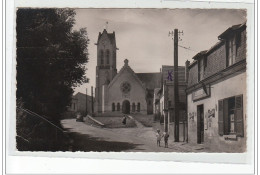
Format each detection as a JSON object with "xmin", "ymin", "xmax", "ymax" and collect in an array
[
  {"xmin": 163, "ymin": 132, "xmax": 169, "ymax": 148},
  {"xmin": 122, "ymin": 115, "xmax": 127, "ymax": 125},
  {"xmin": 156, "ymin": 129, "xmax": 161, "ymax": 147}
]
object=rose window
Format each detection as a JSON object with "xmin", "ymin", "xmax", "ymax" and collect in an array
[{"xmin": 120, "ymin": 82, "xmax": 131, "ymax": 94}]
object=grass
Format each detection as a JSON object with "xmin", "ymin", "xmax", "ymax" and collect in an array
[
  {"xmin": 92, "ymin": 116, "xmax": 136, "ymax": 128},
  {"xmin": 131, "ymin": 114, "xmax": 154, "ymax": 127}
]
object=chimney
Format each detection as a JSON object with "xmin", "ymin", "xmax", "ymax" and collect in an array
[{"xmin": 185, "ymin": 60, "xmax": 190, "ymax": 83}]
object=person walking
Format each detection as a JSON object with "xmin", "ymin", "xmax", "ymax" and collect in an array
[
  {"xmin": 122, "ymin": 115, "xmax": 127, "ymax": 126},
  {"xmin": 163, "ymin": 132, "xmax": 169, "ymax": 148},
  {"xmin": 156, "ymin": 129, "xmax": 161, "ymax": 147}
]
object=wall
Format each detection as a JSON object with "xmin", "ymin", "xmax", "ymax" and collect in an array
[
  {"xmin": 67, "ymin": 98, "xmax": 78, "ymax": 112},
  {"xmin": 73, "ymin": 93, "xmax": 94, "ymax": 115},
  {"xmin": 188, "ymin": 27, "xmax": 246, "ymax": 87},
  {"xmin": 204, "ymin": 43, "xmax": 226, "ymax": 79},
  {"xmin": 107, "ymin": 68, "xmax": 147, "ymax": 114},
  {"xmin": 187, "ymin": 72, "xmax": 246, "ymax": 152},
  {"xmin": 188, "ymin": 64, "xmax": 198, "ymax": 87},
  {"xmin": 235, "ymin": 29, "xmax": 247, "ymax": 63}
]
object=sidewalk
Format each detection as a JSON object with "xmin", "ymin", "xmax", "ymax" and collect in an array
[{"xmin": 164, "ymin": 138, "xmax": 213, "ymax": 152}]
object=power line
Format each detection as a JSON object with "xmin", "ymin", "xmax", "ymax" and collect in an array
[{"xmin": 178, "ymin": 45, "xmax": 198, "ymax": 52}]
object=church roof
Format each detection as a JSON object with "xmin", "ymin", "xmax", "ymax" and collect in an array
[
  {"xmin": 108, "ymin": 59, "xmax": 146, "ymax": 91},
  {"xmin": 136, "ymin": 73, "xmax": 161, "ymax": 90},
  {"xmin": 97, "ymin": 29, "xmax": 116, "ymax": 46}
]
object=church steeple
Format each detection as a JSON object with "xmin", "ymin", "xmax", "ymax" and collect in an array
[
  {"xmin": 95, "ymin": 29, "xmax": 118, "ymax": 113},
  {"xmin": 96, "ymin": 29, "xmax": 117, "ymax": 69}
]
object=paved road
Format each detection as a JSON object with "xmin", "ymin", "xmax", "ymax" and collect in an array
[{"xmin": 61, "ymin": 118, "xmax": 203, "ymax": 152}]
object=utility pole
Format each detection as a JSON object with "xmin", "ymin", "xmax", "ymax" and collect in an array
[
  {"xmin": 164, "ymin": 80, "xmax": 168, "ymax": 133},
  {"xmin": 86, "ymin": 88, "xmax": 88, "ymax": 115},
  {"xmin": 169, "ymin": 29, "xmax": 183, "ymax": 142},
  {"xmin": 91, "ymin": 86, "xmax": 94, "ymax": 115},
  {"xmin": 174, "ymin": 29, "xmax": 179, "ymax": 142}
]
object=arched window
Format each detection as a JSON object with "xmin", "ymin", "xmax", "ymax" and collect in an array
[
  {"xmin": 113, "ymin": 51, "xmax": 116, "ymax": 59},
  {"xmin": 117, "ymin": 103, "xmax": 120, "ymax": 111},
  {"xmin": 100, "ymin": 50, "xmax": 104, "ymax": 65},
  {"xmin": 132, "ymin": 103, "xmax": 136, "ymax": 112},
  {"xmin": 137, "ymin": 103, "xmax": 140, "ymax": 112},
  {"xmin": 112, "ymin": 103, "xmax": 115, "ymax": 112},
  {"xmin": 106, "ymin": 50, "xmax": 110, "ymax": 64}
]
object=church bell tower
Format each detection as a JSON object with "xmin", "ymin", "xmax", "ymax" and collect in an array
[{"xmin": 95, "ymin": 29, "xmax": 117, "ymax": 113}]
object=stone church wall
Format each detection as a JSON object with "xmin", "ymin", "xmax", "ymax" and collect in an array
[{"xmin": 107, "ymin": 70, "xmax": 147, "ymax": 114}]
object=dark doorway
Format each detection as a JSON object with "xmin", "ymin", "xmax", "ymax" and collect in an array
[
  {"xmin": 122, "ymin": 100, "xmax": 130, "ymax": 114},
  {"xmin": 197, "ymin": 104, "xmax": 204, "ymax": 144}
]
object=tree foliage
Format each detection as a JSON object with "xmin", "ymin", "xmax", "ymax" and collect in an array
[{"xmin": 16, "ymin": 9, "xmax": 89, "ymax": 121}]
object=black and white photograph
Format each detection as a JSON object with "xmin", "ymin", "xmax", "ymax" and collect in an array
[{"xmin": 15, "ymin": 8, "xmax": 248, "ymax": 153}]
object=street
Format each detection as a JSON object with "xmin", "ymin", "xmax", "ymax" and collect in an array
[{"xmin": 61, "ymin": 118, "xmax": 206, "ymax": 152}]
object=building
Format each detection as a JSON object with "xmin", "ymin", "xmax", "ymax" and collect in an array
[
  {"xmin": 153, "ymin": 65, "xmax": 188, "ymax": 141},
  {"xmin": 186, "ymin": 23, "xmax": 247, "ymax": 152},
  {"xmin": 95, "ymin": 29, "xmax": 161, "ymax": 114},
  {"xmin": 68, "ymin": 92, "xmax": 94, "ymax": 115}
]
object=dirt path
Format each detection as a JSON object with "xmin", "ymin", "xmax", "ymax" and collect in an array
[{"xmin": 61, "ymin": 119, "xmax": 197, "ymax": 152}]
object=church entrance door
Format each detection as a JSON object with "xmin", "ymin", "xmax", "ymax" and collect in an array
[{"xmin": 122, "ymin": 100, "xmax": 130, "ymax": 114}]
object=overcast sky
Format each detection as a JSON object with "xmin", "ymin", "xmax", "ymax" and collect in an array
[{"xmin": 73, "ymin": 9, "xmax": 246, "ymax": 95}]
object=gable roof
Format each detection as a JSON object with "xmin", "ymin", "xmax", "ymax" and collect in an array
[
  {"xmin": 74, "ymin": 92, "xmax": 93, "ymax": 99},
  {"xmin": 136, "ymin": 73, "xmax": 161, "ymax": 90},
  {"xmin": 218, "ymin": 22, "xmax": 246, "ymax": 40},
  {"xmin": 108, "ymin": 59, "xmax": 146, "ymax": 90},
  {"xmin": 192, "ymin": 50, "xmax": 207, "ymax": 60}
]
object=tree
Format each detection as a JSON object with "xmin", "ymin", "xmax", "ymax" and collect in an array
[{"xmin": 16, "ymin": 9, "xmax": 89, "ymax": 123}]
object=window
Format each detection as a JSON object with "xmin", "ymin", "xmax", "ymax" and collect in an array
[
  {"xmin": 198, "ymin": 59, "xmax": 203, "ymax": 82},
  {"xmin": 117, "ymin": 103, "xmax": 120, "ymax": 111},
  {"xmin": 227, "ymin": 37, "xmax": 236, "ymax": 66},
  {"xmin": 168, "ymin": 100, "xmax": 171, "ymax": 108},
  {"xmin": 112, "ymin": 103, "xmax": 115, "ymax": 111},
  {"xmin": 203, "ymin": 57, "xmax": 207, "ymax": 71},
  {"xmin": 218, "ymin": 95, "xmax": 243, "ymax": 136},
  {"xmin": 113, "ymin": 51, "xmax": 116, "ymax": 60},
  {"xmin": 120, "ymin": 82, "xmax": 131, "ymax": 94},
  {"xmin": 100, "ymin": 50, "xmax": 104, "ymax": 65},
  {"xmin": 106, "ymin": 50, "xmax": 110, "ymax": 64},
  {"xmin": 236, "ymin": 33, "xmax": 241, "ymax": 49},
  {"xmin": 132, "ymin": 103, "xmax": 135, "ymax": 112},
  {"xmin": 137, "ymin": 103, "xmax": 140, "ymax": 112}
]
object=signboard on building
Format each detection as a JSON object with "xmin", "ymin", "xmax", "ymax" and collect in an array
[{"xmin": 192, "ymin": 84, "xmax": 210, "ymax": 101}]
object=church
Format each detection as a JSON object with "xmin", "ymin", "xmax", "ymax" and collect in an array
[{"xmin": 95, "ymin": 29, "xmax": 161, "ymax": 114}]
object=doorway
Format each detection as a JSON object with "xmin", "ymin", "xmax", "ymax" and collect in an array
[
  {"xmin": 122, "ymin": 100, "xmax": 130, "ymax": 114},
  {"xmin": 197, "ymin": 104, "xmax": 204, "ymax": 144}
]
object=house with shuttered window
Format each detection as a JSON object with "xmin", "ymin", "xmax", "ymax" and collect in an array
[{"xmin": 186, "ymin": 22, "xmax": 246, "ymax": 152}]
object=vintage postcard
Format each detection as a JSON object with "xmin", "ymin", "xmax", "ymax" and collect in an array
[
  {"xmin": 8, "ymin": 2, "xmax": 255, "ymax": 172},
  {"xmin": 15, "ymin": 8, "xmax": 249, "ymax": 152}
]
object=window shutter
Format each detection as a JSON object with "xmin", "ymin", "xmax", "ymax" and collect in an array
[
  {"xmin": 218, "ymin": 100, "xmax": 224, "ymax": 136},
  {"xmin": 235, "ymin": 95, "xmax": 244, "ymax": 137},
  {"xmin": 223, "ymin": 99, "xmax": 229, "ymax": 135}
]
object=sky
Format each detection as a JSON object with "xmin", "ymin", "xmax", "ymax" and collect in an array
[{"xmin": 73, "ymin": 9, "xmax": 246, "ymax": 95}]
